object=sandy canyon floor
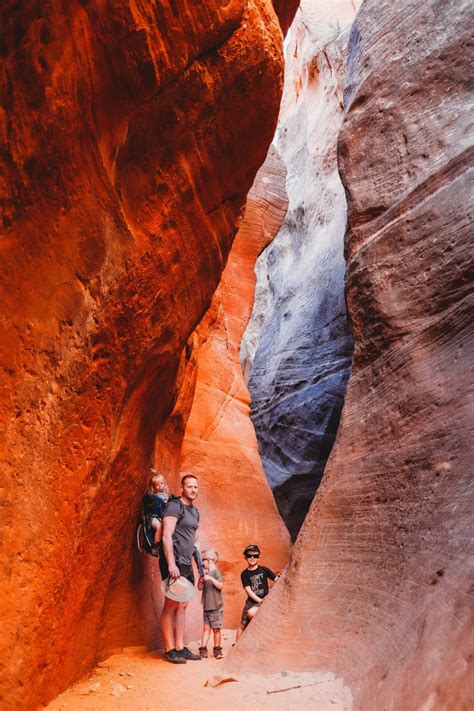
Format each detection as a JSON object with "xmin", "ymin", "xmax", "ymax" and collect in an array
[{"xmin": 45, "ymin": 631, "xmax": 352, "ymax": 711}]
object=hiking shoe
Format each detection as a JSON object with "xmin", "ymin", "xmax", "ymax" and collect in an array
[
  {"xmin": 213, "ymin": 646, "xmax": 223, "ymax": 659},
  {"xmin": 176, "ymin": 646, "xmax": 201, "ymax": 661},
  {"xmin": 199, "ymin": 646, "xmax": 208, "ymax": 658},
  {"xmin": 164, "ymin": 648, "xmax": 186, "ymax": 664}
]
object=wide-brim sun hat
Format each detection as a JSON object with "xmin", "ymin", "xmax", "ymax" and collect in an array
[{"xmin": 161, "ymin": 576, "xmax": 195, "ymax": 602}]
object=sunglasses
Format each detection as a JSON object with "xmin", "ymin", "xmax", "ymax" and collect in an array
[
  {"xmin": 202, "ymin": 558, "xmax": 215, "ymax": 561},
  {"xmin": 245, "ymin": 554, "xmax": 260, "ymax": 559}
]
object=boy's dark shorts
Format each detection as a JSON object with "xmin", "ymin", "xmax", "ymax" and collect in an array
[
  {"xmin": 159, "ymin": 554, "xmax": 195, "ymax": 586},
  {"xmin": 203, "ymin": 606, "xmax": 224, "ymax": 629},
  {"xmin": 240, "ymin": 599, "xmax": 259, "ymax": 628}
]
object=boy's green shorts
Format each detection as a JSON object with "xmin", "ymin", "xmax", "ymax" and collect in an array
[{"xmin": 203, "ymin": 606, "xmax": 223, "ymax": 629}]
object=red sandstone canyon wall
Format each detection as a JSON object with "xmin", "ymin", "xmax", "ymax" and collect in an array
[
  {"xmin": 227, "ymin": 1, "xmax": 474, "ymax": 709},
  {"xmin": 0, "ymin": 2, "xmax": 285, "ymax": 708}
]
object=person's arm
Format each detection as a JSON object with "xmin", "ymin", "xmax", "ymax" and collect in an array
[
  {"xmin": 203, "ymin": 573, "xmax": 224, "ymax": 590},
  {"xmin": 265, "ymin": 566, "xmax": 280, "ymax": 582},
  {"xmin": 161, "ymin": 515, "xmax": 180, "ymax": 579},
  {"xmin": 244, "ymin": 585, "xmax": 263, "ymax": 604},
  {"xmin": 193, "ymin": 547, "xmax": 204, "ymax": 578}
]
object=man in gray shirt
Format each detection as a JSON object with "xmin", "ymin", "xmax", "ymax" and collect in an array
[{"xmin": 160, "ymin": 474, "xmax": 201, "ymax": 664}]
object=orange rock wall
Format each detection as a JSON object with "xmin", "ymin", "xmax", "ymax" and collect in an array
[
  {"xmin": 226, "ymin": 1, "xmax": 474, "ymax": 709},
  {"xmin": 0, "ymin": 2, "xmax": 284, "ymax": 708}
]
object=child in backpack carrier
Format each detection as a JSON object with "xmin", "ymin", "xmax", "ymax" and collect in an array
[{"xmin": 142, "ymin": 471, "xmax": 169, "ymax": 550}]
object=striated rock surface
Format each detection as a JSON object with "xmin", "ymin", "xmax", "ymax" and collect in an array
[
  {"xmin": 227, "ymin": 0, "xmax": 474, "ymax": 709},
  {"xmin": 0, "ymin": 2, "xmax": 284, "ymax": 708},
  {"xmin": 242, "ymin": 0, "xmax": 359, "ymax": 539}
]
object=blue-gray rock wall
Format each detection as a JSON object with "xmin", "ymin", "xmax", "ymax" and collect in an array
[{"xmin": 242, "ymin": 3, "xmax": 359, "ymax": 539}]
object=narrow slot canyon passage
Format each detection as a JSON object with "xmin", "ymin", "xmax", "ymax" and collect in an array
[
  {"xmin": 241, "ymin": 1, "xmax": 359, "ymax": 542},
  {"xmin": 1, "ymin": 1, "xmax": 472, "ymax": 710}
]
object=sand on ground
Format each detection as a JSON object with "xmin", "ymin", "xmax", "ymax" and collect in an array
[{"xmin": 44, "ymin": 631, "xmax": 352, "ymax": 711}]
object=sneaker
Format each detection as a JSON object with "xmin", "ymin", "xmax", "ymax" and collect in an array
[
  {"xmin": 213, "ymin": 646, "xmax": 223, "ymax": 659},
  {"xmin": 199, "ymin": 646, "xmax": 208, "ymax": 658},
  {"xmin": 164, "ymin": 648, "xmax": 186, "ymax": 664},
  {"xmin": 176, "ymin": 646, "xmax": 201, "ymax": 661}
]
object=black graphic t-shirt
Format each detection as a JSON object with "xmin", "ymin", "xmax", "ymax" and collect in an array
[{"xmin": 241, "ymin": 565, "xmax": 276, "ymax": 603}]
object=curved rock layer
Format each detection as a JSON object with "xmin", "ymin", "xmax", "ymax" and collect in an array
[
  {"xmin": 0, "ymin": 2, "xmax": 284, "ymax": 708},
  {"xmin": 227, "ymin": 1, "xmax": 474, "ymax": 709},
  {"xmin": 242, "ymin": 0, "xmax": 359, "ymax": 539},
  {"xmin": 141, "ymin": 146, "xmax": 291, "ymax": 648}
]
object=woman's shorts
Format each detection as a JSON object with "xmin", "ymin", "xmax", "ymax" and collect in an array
[
  {"xmin": 158, "ymin": 555, "xmax": 195, "ymax": 585},
  {"xmin": 240, "ymin": 599, "xmax": 260, "ymax": 628},
  {"xmin": 203, "ymin": 606, "xmax": 224, "ymax": 629}
]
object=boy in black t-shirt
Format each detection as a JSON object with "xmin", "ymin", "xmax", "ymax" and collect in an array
[{"xmin": 236, "ymin": 544, "xmax": 280, "ymax": 642}]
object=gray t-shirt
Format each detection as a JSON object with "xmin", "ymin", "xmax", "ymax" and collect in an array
[
  {"xmin": 164, "ymin": 498, "xmax": 199, "ymax": 565},
  {"xmin": 202, "ymin": 567, "xmax": 223, "ymax": 611}
]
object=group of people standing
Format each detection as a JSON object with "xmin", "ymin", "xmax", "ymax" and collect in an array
[{"xmin": 142, "ymin": 471, "xmax": 280, "ymax": 664}]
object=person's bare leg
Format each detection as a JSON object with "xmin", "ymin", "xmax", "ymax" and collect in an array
[
  {"xmin": 247, "ymin": 605, "xmax": 259, "ymax": 620},
  {"xmin": 235, "ymin": 624, "xmax": 245, "ymax": 642},
  {"xmin": 174, "ymin": 601, "xmax": 188, "ymax": 651},
  {"xmin": 201, "ymin": 624, "xmax": 211, "ymax": 649},
  {"xmin": 160, "ymin": 597, "xmax": 178, "ymax": 651},
  {"xmin": 150, "ymin": 519, "xmax": 162, "ymax": 545},
  {"xmin": 213, "ymin": 628, "xmax": 221, "ymax": 647}
]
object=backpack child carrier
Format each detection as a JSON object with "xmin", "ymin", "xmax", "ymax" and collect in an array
[
  {"xmin": 136, "ymin": 491, "xmax": 168, "ymax": 557},
  {"xmin": 136, "ymin": 495, "xmax": 204, "ymax": 575}
]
